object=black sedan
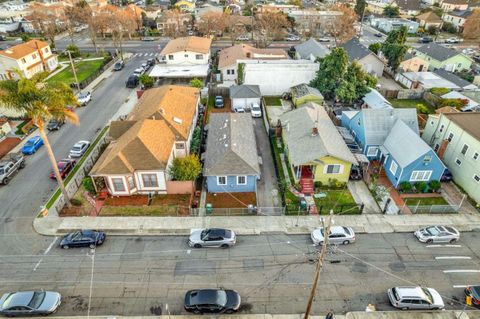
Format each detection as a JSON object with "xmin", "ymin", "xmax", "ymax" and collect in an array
[
  {"xmin": 465, "ymin": 286, "xmax": 480, "ymax": 307},
  {"xmin": 60, "ymin": 230, "xmax": 106, "ymax": 249},
  {"xmin": 184, "ymin": 289, "xmax": 241, "ymax": 314},
  {"xmin": 0, "ymin": 291, "xmax": 61, "ymax": 316}
]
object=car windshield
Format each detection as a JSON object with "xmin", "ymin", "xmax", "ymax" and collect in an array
[
  {"xmin": 27, "ymin": 292, "xmax": 46, "ymax": 309},
  {"xmin": 200, "ymin": 229, "xmax": 210, "ymax": 239},
  {"xmin": 0, "ymin": 168, "xmax": 4, "ymax": 175},
  {"xmin": 115, "ymin": 62, "xmax": 122, "ymax": 67},
  {"xmin": 421, "ymin": 288, "xmax": 433, "ymax": 304},
  {"xmin": 392, "ymin": 288, "xmax": 400, "ymax": 301},
  {"xmin": 72, "ymin": 146, "xmax": 82, "ymax": 151},
  {"xmin": 25, "ymin": 141, "xmax": 35, "ymax": 146},
  {"xmin": 79, "ymin": 93, "xmax": 88, "ymax": 98},
  {"xmin": 252, "ymin": 106, "xmax": 260, "ymax": 111},
  {"xmin": 426, "ymin": 227, "xmax": 440, "ymax": 236}
]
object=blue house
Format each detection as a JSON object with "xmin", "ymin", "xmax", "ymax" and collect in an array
[
  {"xmin": 382, "ymin": 120, "xmax": 445, "ymax": 187},
  {"xmin": 203, "ymin": 113, "xmax": 260, "ymax": 193},
  {"xmin": 341, "ymin": 108, "xmax": 445, "ymax": 187}
]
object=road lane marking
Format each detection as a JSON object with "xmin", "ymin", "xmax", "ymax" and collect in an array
[
  {"xmin": 187, "ymin": 249, "xmax": 191, "ymax": 254},
  {"xmin": 33, "ymin": 259, "xmax": 42, "ymax": 271},
  {"xmin": 453, "ymin": 285, "xmax": 469, "ymax": 288},
  {"xmin": 436, "ymin": 256, "xmax": 471, "ymax": 260},
  {"xmin": 443, "ymin": 270, "xmax": 480, "ymax": 273},
  {"xmin": 427, "ymin": 244, "xmax": 462, "ymax": 248},
  {"xmin": 44, "ymin": 237, "xmax": 58, "ymax": 255}
]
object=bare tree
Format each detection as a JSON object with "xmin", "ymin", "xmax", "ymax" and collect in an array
[
  {"xmin": 255, "ymin": 11, "xmax": 289, "ymax": 45},
  {"xmin": 323, "ymin": 4, "xmax": 358, "ymax": 46},
  {"xmin": 29, "ymin": 5, "xmax": 60, "ymax": 47},
  {"xmin": 462, "ymin": 9, "xmax": 480, "ymax": 39},
  {"xmin": 225, "ymin": 14, "xmax": 250, "ymax": 44},
  {"xmin": 160, "ymin": 9, "xmax": 190, "ymax": 38},
  {"xmin": 196, "ymin": 11, "xmax": 226, "ymax": 37}
]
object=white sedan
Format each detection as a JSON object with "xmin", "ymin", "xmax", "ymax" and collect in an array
[
  {"xmin": 77, "ymin": 91, "xmax": 91, "ymax": 106},
  {"xmin": 311, "ymin": 226, "xmax": 356, "ymax": 246},
  {"xmin": 414, "ymin": 225, "xmax": 460, "ymax": 243},
  {"xmin": 69, "ymin": 140, "xmax": 91, "ymax": 158}
]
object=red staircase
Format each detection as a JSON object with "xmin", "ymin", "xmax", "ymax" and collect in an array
[{"xmin": 300, "ymin": 178, "xmax": 314, "ymax": 194}]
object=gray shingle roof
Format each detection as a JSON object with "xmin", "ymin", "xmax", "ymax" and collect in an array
[
  {"xmin": 416, "ymin": 43, "xmax": 459, "ymax": 62},
  {"xmin": 279, "ymin": 102, "xmax": 357, "ymax": 166},
  {"xmin": 447, "ymin": 9, "xmax": 472, "ymax": 18},
  {"xmin": 361, "ymin": 108, "xmax": 419, "ymax": 146},
  {"xmin": 341, "ymin": 37, "xmax": 373, "ymax": 62},
  {"xmin": 395, "ymin": 0, "xmax": 421, "ymax": 11},
  {"xmin": 433, "ymin": 68, "xmax": 477, "ymax": 89},
  {"xmin": 203, "ymin": 113, "xmax": 260, "ymax": 176},
  {"xmin": 229, "ymin": 85, "xmax": 261, "ymax": 99},
  {"xmin": 383, "ymin": 120, "xmax": 432, "ymax": 168},
  {"xmin": 291, "ymin": 83, "xmax": 323, "ymax": 99},
  {"xmin": 294, "ymin": 38, "xmax": 330, "ymax": 60},
  {"xmin": 362, "ymin": 89, "xmax": 393, "ymax": 110}
]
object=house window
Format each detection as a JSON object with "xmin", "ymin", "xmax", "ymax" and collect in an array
[
  {"xmin": 237, "ymin": 175, "xmax": 247, "ymax": 185},
  {"xmin": 473, "ymin": 152, "xmax": 479, "ymax": 160},
  {"xmin": 168, "ymin": 55, "xmax": 174, "ymax": 60},
  {"xmin": 184, "ymin": 54, "xmax": 189, "ymax": 58},
  {"xmin": 455, "ymin": 158, "xmax": 462, "ymax": 166},
  {"xmin": 434, "ymin": 144, "xmax": 440, "ymax": 152},
  {"xmin": 176, "ymin": 142, "xmax": 185, "ymax": 149},
  {"xmin": 410, "ymin": 170, "xmax": 432, "ymax": 182},
  {"xmin": 367, "ymin": 146, "xmax": 379, "ymax": 157},
  {"xmin": 227, "ymin": 69, "xmax": 235, "ymax": 75},
  {"xmin": 195, "ymin": 54, "xmax": 203, "ymax": 60},
  {"xmin": 447, "ymin": 132, "xmax": 454, "ymax": 142},
  {"xmin": 44, "ymin": 48, "xmax": 49, "ymax": 53},
  {"xmin": 439, "ymin": 124, "xmax": 445, "ymax": 132},
  {"xmin": 21, "ymin": 58, "xmax": 26, "ymax": 64},
  {"xmin": 32, "ymin": 53, "xmax": 36, "ymax": 59},
  {"xmin": 217, "ymin": 176, "xmax": 227, "ymax": 185},
  {"xmin": 460, "ymin": 144, "xmax": 468, "ymax": 155},
  {"xmin": 142, "ymin": 174, "xmax": 158, "ymax": 187},
  {"xmin": 111, "ymin": 177, "xmax": 125, "ymax": 192},
  {"xmin": 474, "ymin": 174, "xmax": 480, "ymax": 183},
  {"xmin": 325, "ymin": 164, "xmax": 342, "ymax": 174},
  {"xmin": 390, "ymin": 160, "xmax": 398, "ymax": 175}
]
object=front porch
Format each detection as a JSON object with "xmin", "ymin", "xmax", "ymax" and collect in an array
[{"xmin": 293, "ymin": 165, "xmax": 315, "ymax": 195}]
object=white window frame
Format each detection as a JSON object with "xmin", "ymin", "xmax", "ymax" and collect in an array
[
  {"xmin": 367, "ymin": 146, "xmax": 379, "ymax": 157},
  {"xmin": 447, "ymin": 132, "xmax": 454, "ymax": 142},
  {"xmin": 439, "ymin": 124, "xmax": 444, "ymax": 132},
  {"xmin": 390, "ymin": 160, "xmax": 398, "ymax": 175},
  {"xmin": 434, "ymin": 143, "xmax": 440, "ymax": 152},
  {"xmin": 195, "ymin": 54, "xmax": 203, "ymax": 60},
  {"xmin": 460, "ymin": 143, "xmax": 469, "ymax": 155},
  {"xmin": 141, "ymin": 173, "xmax": 159, "ymax": 188},
  {"xmin": 473, "ymin": 152, "xmax": 479, "ymax": 160},
  {"xmin": 474, "ymin": 174, "xmax": 480, "ymax": 183},
  {"xmin": 217, "ymin": 176, "xmax": 227, "ymax": 185},
  {"xmin": 324, "ymin": 164, "xmax": 343, "ymax": 174},
  {"xmin": 455, "ymin": 158, "xmax": 462, "ymax": 166},
  {"xmin": 111, "ymin": 177, "xmax": 126, "ymax": 192},
  {"xmin": 237, "ymin": 175, "xmax": 247, "ymax": 185},
  {"xmin": 409, "ymin": 170, "xmax": 432, "ymax": 182}
]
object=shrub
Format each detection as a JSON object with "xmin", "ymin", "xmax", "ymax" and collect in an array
[
  {"xmin": 71, "ymin": 198, "xmax": 83, "ymax": 206},
  {"xmin": 314, "ymin": 181, "xmax": 323, "ymax": 188},
  {"xmin": 66, "ymin": 44, "xmax": 81, "ymax": 58},
  {"xmin": 429, "ymin": 180, "xmax": 441, "ymax": 192},
  {"xmin": 83, "ymin": 177, "xmax": 96, "ymax": 195},
  {"xmin": 190, "ymin": 78, "xmax": 204, "ymax": 89},
  {"xmin": 430, "ymin": 87, "xmax": 450, "ymax": 96},
  {"xmin": 398, "ymin": 181, "xmax": 413, "ymax": 193},
  {"xmin": 415, "ymin": 181, "xmax": 428, "ymax": 193},
  {"xmin": 139, "ymin": 74, "xmax": 154, "ymax": 89},
  {"xmin": 416, "ymin": 103, "xmax": 430, "ymax": 114},
  {"xmin": 190, "ymin": 126, "xmax": 201, "ymax": 154},
  {"xmin": 438, "ymin": 98, "xmax": 468, "ymax": 109},
  {"xmin": 168, "ymin": 155, "xmax": 202, "ymax": 181}
]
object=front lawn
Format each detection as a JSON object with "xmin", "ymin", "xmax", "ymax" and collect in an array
[
  {"xmin": 100, "ymin": 205, "xmax": 185, "ymax": 216},
  {"xmin": 205, "ymin": 192, "xmax": 257, "ymax": 208},
  {"xmin": 314, "ymin": 189, "xmax": 361, "ymax": 215},
  {"xmin": 48, "ymin": 59, "xmax": 105, "ymax": 86},
  {"xmin": 388, "ymin": 98, "xmax": 435, "ymax": 114},
  {"xmin": 264, "ymin": 96, "xmax": 282, "ymax": 106},
  {"xmin": 403, "ymin": 196, "xmax": 449, "ymax": 206}
]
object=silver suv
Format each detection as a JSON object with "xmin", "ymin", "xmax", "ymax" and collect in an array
[{"xmin": 387, "ymin": 287, "xmax": 444, "ymax": 310}]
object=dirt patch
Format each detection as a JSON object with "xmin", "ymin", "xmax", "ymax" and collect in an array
[
  {"xmin": 99, "ymin": 205, "xmax": 190, "ymax": 216},
  {"xmin": 104, "ymin": 195, "xmax": 148, "ymax": 206},
  {"xmin": 0, "ymin": 137, "xmax": 22, "ymax": 159},
  {"xmin": 150, "ymin": 194, "xmax": 191, "ymax": 206},
  {"xmin": 206, "ymin": 192, "xmax": 257, "ymax": 208},
  {"xmin": 58, "ymin": 185, "xmax": 93, "ymax": 217}
]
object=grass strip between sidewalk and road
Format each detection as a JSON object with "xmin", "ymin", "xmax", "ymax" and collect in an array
[{"xmin": 47, "ymin": 59, "xmax": 105, "ymax": 85}]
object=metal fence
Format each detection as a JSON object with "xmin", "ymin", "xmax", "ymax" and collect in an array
[
  {"xmin": 191, "ymin": 207, "xmax": 285, "ymax": 216},
  {"xmin": 408, "ymin": 205, "xmax": 459, "ymax": 214}
]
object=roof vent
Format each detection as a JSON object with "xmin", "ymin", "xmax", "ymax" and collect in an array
[
  {"xmin": 5, "ymin": 50, "xmax": 13, "ymax": 54},
  {"xmin": 311, "ymin": 127, "xmax": 318, "ymax": 136},
  {"xmin": 173, "ymin": 117, "xmax": 182, "ymax": 124},
  {"xmin": 159, "ymin": 108, "xmax": 165, "ymax": 114}
]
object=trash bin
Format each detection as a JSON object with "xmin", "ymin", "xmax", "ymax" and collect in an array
[
  {"xmin": 300, "ymin": 199, "xmax": 307, "ymax": 211},
  {"xmin": 206, "ymin": 203, "xmax": 213, "ymax": 215}
]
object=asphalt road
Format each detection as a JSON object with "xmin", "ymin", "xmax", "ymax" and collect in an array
[
  {"xmin": 0, "ymin": 54, "xmax": 148, "ymax": 234},
  {"xmin": 0, "ymin": 233, "xmax": 478, "ymax": 316}
]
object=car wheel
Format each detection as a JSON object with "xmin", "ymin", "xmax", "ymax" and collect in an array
[
  {"xmin": 318, "ymin": 241, "xmax": 324, "ymax": 246},
  {"xmin": 20, "ymin": 162, "xmax": 25, "ymax": 169},
  {"xmin": 426, "ymin": 239, "xmax": 433, "ymax": 244},
  {"xmin": 342, "ymin": 240, "xmax": 350, "ymax": 245},
  {"xmin": 194, "ymin": 244, "xmax": 202, "ymax": 248},
  {"xmin": 89, "ymin": 243, "xmax": 96, "ymax": 249},
  {"xmin": 2, "ymin": 177, "xmax": 8, "ymax": 185},
  {"xmin": 449, "ymin": 238, "xmax": 457, "ymax": 244},
  {"xmin": 225, "ymin": 309, "xmax": 234, "ymax": 314},
  {"xmin": 193, "ymin": 309, "xmax": 202, "ymax": 314},
  {"xmin": 62, "ymin": 245, "xmax": 69, "ymax": 249},
  {"xmin": 221, "ymin": 244, "xmax": 230, "ymax": 248}
]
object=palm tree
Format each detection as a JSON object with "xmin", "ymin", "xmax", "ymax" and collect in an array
[{"xmin": 0, "ymin": 71, "xmax": 79, "ymax": 208}]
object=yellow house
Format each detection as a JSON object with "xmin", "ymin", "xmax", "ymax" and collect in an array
[
  {"xmin": 279, "ymin": 102, "xmax": 358, "ymax": 194},
  {"xmin": 174, "ymin": 0, "xmax": 195, "ymax": 12}
]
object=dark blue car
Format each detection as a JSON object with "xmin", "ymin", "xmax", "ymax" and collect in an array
[
  {"xmin": 21, "ymin": 136, "xmax": 43, "ymax": 155},
  {"xmin": 60, "ymin": 230, "xmax": 106, "ymax": 249}
]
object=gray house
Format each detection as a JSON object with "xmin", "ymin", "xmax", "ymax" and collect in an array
[
  {"xmin": 433, "ymin": 69, "xmax": 478, "ymax": 91},
  {"xmin": 294, "ymin": 38, "xmax": 331, "ymax": 61},
  {"xmin": 203, "ymin": 113, "xmax": 260, "ymax": 193},
  {"xmin": 229, "ymin": 84, "xmax": 261, "ymax": 111},
  {"xmin": 341, "ymin": 38, "xmax": 384, "ymax": 77}
]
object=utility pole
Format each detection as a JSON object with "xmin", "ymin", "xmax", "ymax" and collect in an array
[
  {"xmin": 66, "ymin": 50, "xmax": 79, "ymax": 91},
  {"xmin": 303, "ymin": 209, "xmax": 334, "ymax": 319},
  {"xmin": 359, "ymin": 5, "xmax": 367, "ymax": 37}
]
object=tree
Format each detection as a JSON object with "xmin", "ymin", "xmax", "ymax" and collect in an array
[
  {"xmin": 146, "ymin": 0, "xmax": 154, "ymax": 6},
  {"xmin": 65, "ymin": 44, "xmax": 81, "ymax": 58},
  {"xmin": 190, "ymin": 78, "xmax": 203, "ymax": 88},
  {"xmin": 0, "ymin": 72, "xmax": 79, "ymax": 207},
  {"xmin": 169, "ymin": 155, "xmax": 202, "ymax": 181},
  {"xmin": 462, "ymin": 9, "xmax": 480, "ymax": 39},
  {"xmin": 381, "ymin": 26, "xmax": 409, "ymax": 72},
  {"xmin": 310, "ymin": 48, "xmax": 349, "ymax": 99},
  {"xmin": 255, "ymin": 11, "xmax": 290, "ymax": 45},
  {"xmin": 354, "ymin": 0, "xmax": 366, "ymax": 18},
  {"xmin": 368, "ymin": 42, "xmax": 381, "ymax": 54},
  {"xmin": 441, "ymin": 21, "xmax": 456, "ymax": 33},
  {"xmin": 426, "ymin": 25, "xmax": 438, "ymax": 35},
  {"xmin": 323, "ymin": 4, "xmax": 358, "ymax": 45},
  {"xmin": 139, "ymin": 74, "xmax": 154, "ymax": 88},
  {"xmin": 383, "ymin": 5, "xmax": 400, "ymax": 17},
  {"xmin": 336, "ymin": 61, "xmax": 376, "ymax": 104},
  {"xmin": 197, "ymin": 12, "xmax": 226, "ymax": 36},
  {"xmin": 29, "ymin": 4, "xmax": 59, "ymax": 47}
]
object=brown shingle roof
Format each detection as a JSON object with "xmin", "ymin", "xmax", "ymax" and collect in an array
[
  {"xmin": 128, "ymin": 85, "xmax": 199, "ymax": 140},
  {"xmin": 444, "ymin": 113, "xmax": 480, "ymax": 140},
  {"xmin": 435, "ymin": 106, "xmax": 459, "ymax": 114},
  {"xmin": 0, "ymin": 39, "xmax": 49, "ymax": 60},
  {"xmin": 160, "ymin": 36, "xmax": 212, "ymax": 55},
  {"xmin": 416, "ymin": 11, "xmax": 442, "ymax": 22},
  {"xmin": 218, "ymin": 44, "xmax": 288, "ymax": 69}
]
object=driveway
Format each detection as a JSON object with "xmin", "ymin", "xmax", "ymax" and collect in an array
[
  {"xmin": 253, "ymin": 118, "xmax": 281, "ymax": 211},
  {"xmin": 348, "ymin": 181, "xmax": 381, "ymax": 214}
]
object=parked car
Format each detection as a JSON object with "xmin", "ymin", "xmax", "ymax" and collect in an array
[
  {"xmin": 465, "ymin": 286, "xmax": 480, "ymax": 307},
  {"xmin": 133, "ymin": 67, "xmax": 145, "ymax": 76},
  {"xmin": 69, "ymin": 140, "xmax": 90, "ymax": 158},
  {"xmin": 188, "ymin": 30, "xmax": 194, "ymax": 36},
  {"xmin": 0, "ymin": 153, "xmax": 25, "ymax": 185},
  {"xmin": 414, "ymin": 225, "xmax": 459, "ymax": 243},
  {"xmin": 214, "ymin": 96, "xmax": 224, "ymax": 108},
  {"xmin": 419, "ymin": 37, "xmax": 433, "ymax": 43},
  {"xmin": 77, "ymin": 91, "xmax": 91, "ymax": 106},
  {"xmin": 445, "ymin": 37, "xmax": 460, "ymax": 44},
  {"xmin": 184, "ymin": 289, "xmax": 241, "ymax": 314},
  {"xmin": 47, "ymin": 119, "xmax": 65, "ymax": 131},
  {"xmin": 440, "ymin": 168, "xmax": 453, "ymax": 182},
  {"xmin": 188, "ymin": 228, "xmax": 236, "ymax": 248},
  {"xmin": 317, "ymin": 37, "xmax": 331, "ymax": 42},
  {"xmin": 0, "ymin": 35, "xmax": 6, "ymax": 41},
  {"xmin": 473, "ymin": 55, "xmax": 480, "ymax": 63},
  {"xmin": 113, "ymin": 60, "xmax": 125, "ymax": 71},
  {"xmin": 462, "ymin": 48, "xmax": 476, "ymax": 56},
  {"xmin": 387, "ymin": 287, "xmax": 444, "ymax": 310},
  {"xmin": 0, "ymin": 291, "xmax": 62, "ymax": 316},
  {"xmin": 60, "ymin": 230, "xmax": 106, "ymax": 249},
  {"xmin": 374, "ymin": 33, "xmax": 383, "ymax": 37},
  {"xmin": 126, "ymin": 75, "xmax": 139, "ymax": 88},
  {"xmin": 233, "ymin": 106, "xmax": 245, "ymax": 113},
  {"xmin": 141, "ymin": 62, "xmax": 150, "ymax": 71},
  {"xmin": 311, "ymin": 226, "xmax": 356, "ymax": 245},
  {"xmin": 251, "ymin": 103, "xmax": 262, "ymax": 118},
  {"xmin": 147, "ymin": 58, "xmax": 155, "ymax": 67},
  {"xmin": 49, "ymin": 159, "xmax": 76, "ymax": 179},
  {"xmin": 21, "ymin": 136, "xmax": 43, "ymax": 155},
  {"xmin": 142, "ymin": 37, "xmax": 155, "ymax": 41},
  {"xmin": 285, "ymin": 34, "xmax": 300, "ymax": 41},
  {"xmin": 236, "ymin": 35, "xmax": 250, "ymax": 41}
]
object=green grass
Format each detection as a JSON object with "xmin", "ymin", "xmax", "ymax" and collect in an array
[
  {"xmin": 314, "ymin": 189, "xmax": 360, "ymax": 215},
  {"xmin": 14, "ymin": 121, "xmax": 28, "ymax": 135},
  {"xmin": 264, "ymin": 96, "xmax": 282, "ymax": 106},
  {"xmin": 388, "ymin": 98, "xmax": 435, "ymax": 114},
  {"xmin": 403, "ymin": 197, "xmax": 449, "ymax": 206},
  {"xmin": 48, "ymin": 59, "xmax": 105, "ymax": 85}
]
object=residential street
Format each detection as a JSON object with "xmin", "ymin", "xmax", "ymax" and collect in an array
[{"xmin": 0, "ymin": 233, "xmax": 478, "ymax": 316}]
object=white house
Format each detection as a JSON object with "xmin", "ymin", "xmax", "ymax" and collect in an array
[
  {"xmin": 90, "ymin": 85, "xmax": 200, "ymax": 196},
  {"xmin": 229, "ymin": 85, "xmax": 261, "ymax": 111},
  {"xmin": 341, "ymin": 38, "xmax": 384, "ymax": 78},
  {"xmin": 241, "ymin": 59, "xmax": 319, "ymax": 96},
  {"xmin": 0, "ymin": 39, "xmax": 58, "ymax": 80},
  {"xmin": 159, "ymin": 36, "xmax": 212, "ymax": 65}
]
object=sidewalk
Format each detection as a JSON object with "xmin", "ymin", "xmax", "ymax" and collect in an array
[{"xmin": 33, "ymin": 211, "xmax": 480, "ymax": 236}]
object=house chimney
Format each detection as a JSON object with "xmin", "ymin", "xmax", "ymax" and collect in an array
[
  {"xmin": 437, "ymin": 139, "xmax": 449, "ymax": 159},
  {"xmin": 246, "ymin": 52, "xmax": 251, "ymax": 58},
  {"xmin": 311, "ymin": 127, "xmax": 318, "ymax": 136}
]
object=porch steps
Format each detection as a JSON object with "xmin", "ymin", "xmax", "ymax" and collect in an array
[
  {"xmin": 304, "ymin": 196, "xmax": 318, "ymax": 215},
  {"xmin": 300, "ymin": 178, "xmax": 314, "ymax": 195}
]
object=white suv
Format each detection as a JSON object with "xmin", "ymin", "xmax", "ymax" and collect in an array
[
  {"xmin": 387, "ymin": 287, "xmax": 444, "ymax": 310},
  {"xmin": 251, "ymin": 103, "xmax": 262, "ymax": 118}
]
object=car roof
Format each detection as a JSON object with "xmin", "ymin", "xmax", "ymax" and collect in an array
[
  {"xmin": 28, "ymin": 136, "xmax": 40, "ymax": 142},
  {"xmin": 330, "ymin": 226, "xmax": 349, "ymax": 235},
  {"xmin": 2, "ymin": 291, "xmax": 34, "ymax": 308},
  {"xmin": 395, "ymin": 287, "xmax": 427, "ymax": 299},
  {"xmin": 74, "ymin": 141, "xmax": 89, "ymax": 146},
  {"xmin": 206, "ymin": 228, "xmax": 227, "ymax": 236},
  {"xmin": 190, "ymin": 289, "xmax": 222, "ymax": 305}
]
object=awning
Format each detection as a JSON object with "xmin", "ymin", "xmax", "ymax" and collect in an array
[
  {"xmin": 148, "ymin": 64, "xmax": 209, "ymax": 78},
  {"xmin": 354, "ymin": 153, "xmax": 369, "ymax": 163}
]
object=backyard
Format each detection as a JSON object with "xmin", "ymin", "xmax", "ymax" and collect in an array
[
  {"xmin": 388, "ymin": 98, "xmax": 435, "ymax": 114},
  {"xmin": 403, "ymin": 196, "xmax": 449, "ymax": 206},
  {"xmin": 48, "ymin": 59, "xmax": 106, "ymax": 86},
  {"xmin": 264, "ymin": 96, "xmax": 282, "ymax": 106}
]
